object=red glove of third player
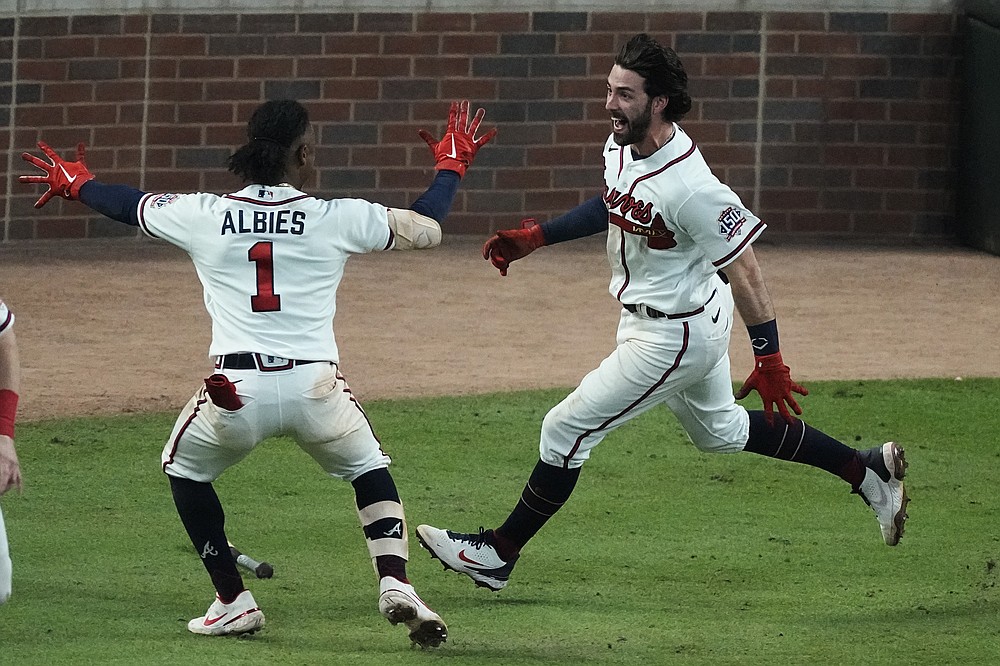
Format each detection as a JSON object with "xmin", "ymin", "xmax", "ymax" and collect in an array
[
  {"xmin": 418, "ymin": 100, "xmax": 497, "ymax": 178},
  {"xmin": 482, "ymin": 218, "xmax": 546, "ymax": 276},
  {"xmin": 734, "ymin": 351, "xmax": 808, "ymax": 424},
  {"xmin": 19, "ymin": 141, "xmax": 96, "ymax": 208}
]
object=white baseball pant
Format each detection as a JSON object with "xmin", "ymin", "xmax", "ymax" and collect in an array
[
  {"xmin": 162, "ymin": 358, "xmax": 390, "ymax": 483},
  {"xmin": 540, "ymin": 284, "xmax": 750, "ymax": 468}
]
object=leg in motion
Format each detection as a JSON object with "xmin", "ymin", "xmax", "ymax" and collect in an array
[
  {"xmin": 743, "ymin": 411, "xmax": 909, "ymax": 545},
  {"xmin": 169, "ymin": 475, "xmax": 264, "ymax": 636},
  {"xmin": 417, "ymin": 460, "xmax": 581, "ymax": 591},
  {"xmin": 354, "ymin": 467, "xmax": 446, "ymax": 648}
]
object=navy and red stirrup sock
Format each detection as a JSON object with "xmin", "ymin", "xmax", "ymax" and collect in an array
[
  {"xmin": 744, "ymin": 410, "xmax": 864, "ymax": 486},
  {"xmin": 495, "ymin": 460, "xmax": 582, "ymax": 559}
]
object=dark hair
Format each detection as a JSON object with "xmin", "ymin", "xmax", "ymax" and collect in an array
[
  {"xmin": 615, "ymin": 33, "xmax": 692, "ymax": 122},
  {"xmin": 227, "ymin": 99, "xmax": 311, "ymax": 184}
]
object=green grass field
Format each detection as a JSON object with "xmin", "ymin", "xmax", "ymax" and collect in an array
[{"xmin": 2, "ymin": 378, "xmax": 999, "ymax": 664}]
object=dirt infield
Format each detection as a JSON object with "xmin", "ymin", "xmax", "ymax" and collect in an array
[{"xmin": 1, "ymin": 236, "xmax": 997, "ymax": 423}]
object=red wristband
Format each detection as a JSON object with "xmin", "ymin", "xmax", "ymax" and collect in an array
[{"xmin": 0, "ymin": 389, "xmax": 18, "ymax": 438}]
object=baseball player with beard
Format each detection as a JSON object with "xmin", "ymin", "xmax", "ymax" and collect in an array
[
  {"xmin": 20, "ymin": 99, "xmax": 495, "ymax": 646},
  {"xmin": 0, "ymin": 298, "xmax": 22, "ymax": 604},
  {"xmin": 416, "ymin": 34, "xmax": 908, "ymax": 593}
]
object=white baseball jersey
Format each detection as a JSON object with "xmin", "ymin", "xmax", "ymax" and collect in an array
[
  {"xmin": 136, "ymin": 185, "xmax": 393, "ymax": 362},
  {"xmin": 0, "ymin": 301, "xmax": 12, "ymax": 337},
  {"xmin": 602, "ymin": 125, "xmax": 766, "ymax": 316},
  {"xmin": 538, "ymin": 125, "xmax": 766, "ymax": 469}
]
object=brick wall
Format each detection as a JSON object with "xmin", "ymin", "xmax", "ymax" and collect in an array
[{"xmin": 0, "ymin": 11, "xmax": 959, "ymax": 242}]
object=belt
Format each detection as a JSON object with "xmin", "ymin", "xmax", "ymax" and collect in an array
[
  {"xmin": 623, "ymin": 289, "xmax": 718, "ymax": 321},
  {"xmin": 217, "ymin": 353, "xmax": 324, "ymax": 372},
  {"xmin": 623, "ymin": 303, "xmax": 668, "ymax": 318}
]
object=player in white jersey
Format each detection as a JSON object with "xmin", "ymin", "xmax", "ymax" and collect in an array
[
  {"xmin": 415, "ymin": 34, "xmax": 908, "ymax": 593},
  {"xmin": 20, "ymin": 98, "xmax": 495, "ymax": 645},
  {"xmin": 0, "ymin": 298, "xmax": 22, "ymax": 604}
]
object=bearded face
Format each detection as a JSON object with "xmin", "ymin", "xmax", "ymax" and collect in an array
[
  {"xmin": 610, "ymin": 96, "xmax": 654, "ymax": 147},
  {"xmin": 606, "ymin": 65, "xmax": 662, "ymax": 150}
]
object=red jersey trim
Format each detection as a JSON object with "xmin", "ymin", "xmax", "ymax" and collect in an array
[
  {"xmin": 712, "ymin": 220, "xmax": 767, "ymax": 267},
  {"xmin": 137, "ymin": 193, "xmax": 161, "ymax": 239},
  {"xmin": 627, "ymin": 142, "xmax": 697, "ymax": 198},
  {"xmin": 223, "ymin": 194, "xmax": 311, "ymax": 206}
]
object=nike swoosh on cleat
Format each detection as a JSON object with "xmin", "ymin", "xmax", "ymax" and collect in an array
[
  {"xmin": 457, "ymin": 549, "xmax": 496, "ymax": 570},
  {"xmin": 203, "ymin": 613, "xmax": 228, "ymax": 626},
  {"xmin": 58, "ymin": 164, "xmax": 78, "ymax": 183}
]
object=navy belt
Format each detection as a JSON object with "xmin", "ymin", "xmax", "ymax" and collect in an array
[
  {"xmin": 623, "ymin": 303, "xmax": 668, "ymax": 318},
  {"xmin": 218, "ymin": 353, "xmax": 323, "ymax": 371},
  {"xmin": 623, "ymin": 289, "xmax": 718, "ymax": 321}
]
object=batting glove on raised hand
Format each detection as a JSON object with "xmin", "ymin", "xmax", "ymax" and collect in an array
[
  {"xmin": 735, "ymin": 351, "xmax": 809, "ymax": 424},
  {"xmin": 482, "ymin": 218, "xmax": 546, "ymax": 276},
  {"xmin": 19, "ymin": 141, "xmax": 95, "ymax": 208},
  {"xmin": 418, "ymin": 100, "xmax": 497, "ymax": 179}
]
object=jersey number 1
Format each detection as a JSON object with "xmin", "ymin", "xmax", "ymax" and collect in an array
[{"xmin": 248, "ymin": 241, "xmax": 281, "ymax": 312}]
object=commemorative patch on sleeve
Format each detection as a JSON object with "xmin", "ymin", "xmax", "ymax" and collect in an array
[
  {"xmin": 151, "ymin": 193, "xmax": 180, "ymax": 209},
  {"xmin": 718, "ymin": 206, "xmax": 746, "ymax": 241}
]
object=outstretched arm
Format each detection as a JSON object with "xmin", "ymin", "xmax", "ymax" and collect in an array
[
  {"xmin": 0, "ymin": 325, "xmax": 22, "ymax": 497},
  {"xmin": 726, "ymin": 246, "xmax": 808, "ymax": 424},
  {"xmin": 389, "ymin": 100, "xmax": 496, "ymax": 250},
  {"xmin": 482, "ymin": 195, "xmax": 608, "ymax": 276},
  {"xmin": 19, "ymin": 141, "xmax": 145, "ymax": 225}
]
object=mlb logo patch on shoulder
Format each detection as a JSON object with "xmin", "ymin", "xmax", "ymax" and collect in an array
[
  {"xmin": 151, "ymin": 193, "xmax": 180, "ymax": 209},
  {"xmin": 257, "ymin": 188, "xmax": 274, "ymax": 199},
  {"xmin": 718, "ymin": 206, "xmax": 746, "ymax": 241}
]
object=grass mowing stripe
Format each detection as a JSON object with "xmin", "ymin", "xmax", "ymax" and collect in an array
[{"xmin": 1, "ymin": 378, "xmax": 997, "ymax": 664}]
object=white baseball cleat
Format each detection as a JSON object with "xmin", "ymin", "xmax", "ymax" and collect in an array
[
  {"xmin": 187, "ymin": 589, "xmax": 264, "ymax": 636},
  {"xmin": 856, "ymin": 442, "xmax": 909, "ymax": 546},
  {"xmin": 415, "ymin": 525, "xmax": 517, "ymax": 591},
  {"xmin": 378, "ymin": 576, "xmax": 447, "ymax": 649}
]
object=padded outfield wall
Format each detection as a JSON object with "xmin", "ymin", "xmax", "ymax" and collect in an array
[{"xmin": 0, "ymin": 1, "xmax": 961, "ymax": 242}]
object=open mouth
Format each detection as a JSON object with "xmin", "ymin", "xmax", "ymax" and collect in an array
[{"xmin": 611, "ymin": 116, "xmax": 627, "ymax": 132}]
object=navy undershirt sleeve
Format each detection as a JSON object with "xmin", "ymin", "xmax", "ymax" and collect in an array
[
  {"xmin": 538, "ymin": 195, "xmax": 608, "ymax": 245},
  {"xmin": 409, "ymin": 169, "xmax": 460, "ymax": 223},
  {"xmin": 78, "ymin": 181, "xmax": 145, "ymax": 226}
]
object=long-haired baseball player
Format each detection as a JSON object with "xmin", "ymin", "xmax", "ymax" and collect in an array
[
  {"xmin": 0, "ymin": 298, "xmax": 23, "ymax": 604},
  {"xmin": 20, "ymin": 98, "xmax": 495, "ymax": 646},
  {"xmin": 416, "ymin": 34, "xmax": 908, "ymax": 593}
]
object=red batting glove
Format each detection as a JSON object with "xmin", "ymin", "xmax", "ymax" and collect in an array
[
  {"xmin": 734, "ymin": 351, "xmax": 809, "ymax": 424},
  {"xmin": 19, "ymin": 141, "xmax": 95, "ymax": 208},
  {"xmin": 418, "ymin": 100, "xmax": 497, "ymax": 178},
  {"xmin": 482, "ymin": 218, "xmax": 546, "ymax": 276}
]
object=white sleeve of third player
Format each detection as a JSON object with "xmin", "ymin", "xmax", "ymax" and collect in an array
[
  {"xmin": 675, "ymin": 181, "xmax": 767, "ymax": 269},
  {"xmin": 0, "ymin": 301, "xmax": 12, "ymax": 337}
]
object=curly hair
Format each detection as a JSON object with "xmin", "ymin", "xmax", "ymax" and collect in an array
[
  {"xmin": 227, "ymin": 99, "xmax": 311, "ymax": 184},
  {"xmin": 615, "ymin": 34, "xmax": 692, "ymax": 122}
]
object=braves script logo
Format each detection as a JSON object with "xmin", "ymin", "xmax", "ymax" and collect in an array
[
  {"xmin": 604, "ymin": 186, "xmax": 677, "ymax": 250},
  {"xmin": 151, "ymin": 193, "xmax": 180, "ymax": 209},
  {"xmin": 718, "ymin": 206, "xmax": 746, "ymax": 241}
]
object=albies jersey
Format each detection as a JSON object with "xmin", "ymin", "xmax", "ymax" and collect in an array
[
  {"xmin": 602, "ymin": 125, "xmax": 766, "ymax": 317},
  {"xmin": 137, "ymin": 184, "xmax": 393, "ymax": 362},
  {"xmin": 0, "ymin": 300, "xmax": 12, "ymax": 337}
]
